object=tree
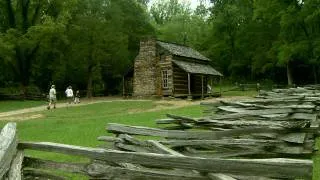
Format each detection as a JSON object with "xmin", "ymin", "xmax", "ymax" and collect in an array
[
  {"xmin": 206, "ymin": 0, "xmax": 254, "ymax": 79},
  {"xmin": 150, "ymin": 0, "xmax": 188, "ymax": 25},
  {"xmin": 252, "ymin": 0, "xmax": 320, "ymax": 85},
  {"xmin": 60, "ymin": 0, "xmax": 154, "ymax": 97},
  {"xmin": 150, "ymin": 0, "xmax": 212, "ymax": 48},
  {"xmin": 0, "ymin": 0, "xmax": 70, "ymax": 95}
]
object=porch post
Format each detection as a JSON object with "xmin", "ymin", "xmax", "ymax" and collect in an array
[
  {"xmin": 188, "ymin": 73, "xmax": 191, "ymax": 100},
  {"xmin": 201, "ymin": 75, "xmax": 204, "ymax": 99}
]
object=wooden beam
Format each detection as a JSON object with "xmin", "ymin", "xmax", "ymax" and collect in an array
[
  {"xmin": 87, "ymin": 162, "xmax": 209, "ymax": 180},
  {"xmin": 159, "ymin": 139, "xmax": 285, "ymax": 148},
  {"xmin": 115, "ymin": 142, "xmax": 151, "ymax": 153},
  {"xmin": 217, "ymin": 106, "xmax": 294, "ymax": 114},
  {"xmin": 118, "ymin": 134, "xmax": 148, "ymax": 146},
  {"xmin": 106, "ymin": 123, "xmax": 286, "ymax": 140},
  {"xmin": 183, "ymin": 147, "xmax": 266, "ymax": 159},
  {"xmin": 7, "ymin": 150, "xmax": 24, "ymax": 180},
  {"xmin": 173, "ymin": 83, "xmax": 189, "ymax": 87},
  {"xmin": 0, "ymin": 123, "xmax": 17, "ymax": 179},
  {"xmin": 147, "ymin": 140, "xmax": 184, "ymax": 156},
  {"xmin": 196, "ymin": 118, "xmax": 309, "ymax": 130},
  {"xmin": 220, "ymin": 101, "xmax": 316, "ymax": 110},
  {"xmin": 147, "ymin": 139, "xmax": 227, "ymax": 180},
  {"xmin": 97, "ymin": 136, "xmax": 123, "ymax": 143},
  {"xmin": 23, "ymin": 156, "xmax": 87, "ymax": 175},
  {"xmin": 208, "ymin": 173, "xmax": 237, "ymax": 180},
  {"xmin": 23, "ymin": 169, "xmax": 66, "ymax": 180},
  {"xmin": 173, "ymin": 79, "xmax": 188, "ymax": 83},
  {"xmin": 18, "ymin": 142, "xmax": 313, "ymax": 179},
  {"xmin": 24, "ymin": 156, "xmax": 206, "ymax": 180},
  {"xmin": 230, "ymin": 175, "xmax": 275, "ymax": 180},
  {"xmin": 88, "ymin": 161, "xmax": 209, "ymax": 180}
]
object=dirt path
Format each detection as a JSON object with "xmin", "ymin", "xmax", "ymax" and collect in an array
[
  {"xmin": 0, "ymin": 98, "xmax": 114, "ymax": 119},
  {"xmin": 0, "ymin": 96, "xmax": 250, "ymax": 121}
]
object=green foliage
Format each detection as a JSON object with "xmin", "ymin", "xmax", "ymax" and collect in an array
[
  {"xmin": 0, "ymin": 0, "xmax": 154, "ymax": 96},
  {"xmin": 0, "ymin": 0, "xmax": 320, "ymax": 96},
  {"xmin": 0, "ymin": 0, "xmax": 71, "ymax": 93},
  {"xmin": 150, "ymin": 0, "xmax": 211, "ymax": 52},
  {"xmin": 202, "ymin": 0, "xmax": 320, "ymax": 84},
  {"xmin": 51, "ymin": 0, "xmax": 154, "ymax": 96}
]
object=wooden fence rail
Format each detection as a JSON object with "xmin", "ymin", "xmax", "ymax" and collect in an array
[
  {"xmin": 0, "ymin": 141, "xmax": 311, "ymax": 179},
  {"xmin": 0, "ymin": 124, "xmax": 316, "ymax": 179},
  {"xmin": 1, "ymin": 87, "xmax": 320, "ymax": 179}
]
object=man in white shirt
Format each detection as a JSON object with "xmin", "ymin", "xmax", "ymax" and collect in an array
[
  {"xmin": 47, "ymin": 85, "xmax": 57, "ymax": 110},
  {"xmin": 65, "ymin": 86, "xmax": 74, "ymax": 105}
]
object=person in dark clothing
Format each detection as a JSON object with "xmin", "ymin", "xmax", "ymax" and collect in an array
[{"xmin": 74, "ymin": 90, "xmax": 80, "ymax": 104}]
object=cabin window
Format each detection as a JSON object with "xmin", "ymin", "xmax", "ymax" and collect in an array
[{"xmin": 162, "ymin": 70, "xmax": 168, "ymax": 88}]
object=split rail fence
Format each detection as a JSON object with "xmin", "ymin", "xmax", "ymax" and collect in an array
[{"xmin": 1, "ymin": 87, "xmax": 319, "ymax": 179}]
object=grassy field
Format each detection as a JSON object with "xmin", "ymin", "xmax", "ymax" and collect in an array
[
  {"xmin": 0, "ymin": 99, "xmax": 319, "ymax": 179},
  {"xmin": 0, "ymin": 100, "xmax": 202, "ymax": 166},
  {"xmin": 0, "ymin": 100, "xmax": 46, "ymax": 112}
]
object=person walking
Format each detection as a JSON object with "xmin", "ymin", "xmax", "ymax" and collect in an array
[
  {"xmin": 74, "ymin": 90, "xmax": 80, "ymax": 104},
  {"xmin": 65, "ymin": 86, "xmax": 74, "ymax": 106},
  {"xmin": 47, "ymin": 85, "xmax": 57, "ymax": 110}
]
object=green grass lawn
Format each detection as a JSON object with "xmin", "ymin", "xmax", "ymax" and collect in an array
[
  {"xmin": 0, "ymin": 100, "xmax": 202, "ymax": 163},
  {"xmin": 0, "ymin": 99, "xmax": 319, "ymax": 179},
  {"xmin": 0, "ymin": 100, "xmax": 46, "ymax": 112}
]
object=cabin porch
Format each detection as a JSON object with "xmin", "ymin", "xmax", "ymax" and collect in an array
[{"xmin": 170, "ymin": 60, "xmax": 222, "ymax": 99}]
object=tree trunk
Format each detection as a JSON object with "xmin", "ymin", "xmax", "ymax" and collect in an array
[
  {"xmin": 16, "ymin": 47, "xmax": 30, "ymax": 98},
  {"xmin": 287, "ymin": 62, "xmax": 293, "ymax": 86},
  {"xmin": 5, "ymin": 0, "xmax": 16, "ymax": 29},
  {"xmin": 86, "ymin": 35, "xmax": 94, "ymax": 98},
  {"xmin": 86, "ymin": 66, "xmax": 93, "ymax": 98},
  {"xmin": 313, "ymin": 65, "xmax": 318, "ymax": 84}
]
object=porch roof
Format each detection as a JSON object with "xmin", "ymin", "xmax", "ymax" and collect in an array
[{"xmin": 172, "ymin": 60, "xmax": 223, "ymax": 76}]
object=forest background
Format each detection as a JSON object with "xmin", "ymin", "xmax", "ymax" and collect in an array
[{"xmin": 0, "ymin": 0, "xmax": 319, "ymax": 97}]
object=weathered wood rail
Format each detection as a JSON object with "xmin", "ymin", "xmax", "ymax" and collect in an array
[
  {"xmin": 0, "ymin": 124, "xmax": 314, "ymax": 179},
  {"xmin": 101, "ymin": 87, "xmax": 320, "ymax": 179},
  {"xmin": 197, "ymin": 87, "xmax": 320, "ymax": 159},
  {"xmin": 0, "ymin": 87, "xmax": 319, "ymax": 179}
]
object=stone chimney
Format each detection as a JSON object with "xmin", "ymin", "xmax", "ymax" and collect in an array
[{"xmin": 133, "ymin": 38, "xmax": 158, "ymax": 96}]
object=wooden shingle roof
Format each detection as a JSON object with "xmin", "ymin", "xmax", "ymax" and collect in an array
[
  {"xmin": 172, "ymin": 60, "xmax": 223, "ymax": 76},
  {"xmin": 157, "ymin": 41, "xmax": 210, "ymax": 61}
]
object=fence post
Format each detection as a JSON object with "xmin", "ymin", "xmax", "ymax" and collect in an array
[{"xmin": 0, "ymin": 123, "xmax": 18, "ymax": 178}]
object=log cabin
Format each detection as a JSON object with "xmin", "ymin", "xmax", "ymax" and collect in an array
[{"xmin": 123, "ymin": 38, "xmax": 223, "ymax": 99}]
